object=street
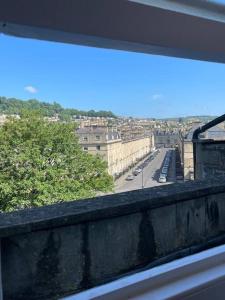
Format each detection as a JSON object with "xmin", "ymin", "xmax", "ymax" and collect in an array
[{"xmin": 114, "ymin": 148, "xmax": 176, "ymax": 193}]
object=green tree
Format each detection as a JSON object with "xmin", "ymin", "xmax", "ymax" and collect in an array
[
  {"xmin": 0, "ymin": 112, "xmax": 113, "ymax": 212},
  {"xmin": 0, "ymin": 96, "xmax": 117, "ymax": 119}
]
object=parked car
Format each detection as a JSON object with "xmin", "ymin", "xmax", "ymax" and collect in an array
[
  {"xmin": 162, "ymin": 167, "xmax": 168, "ymax": 174},
  {"xmin": 159, "ymin": 174, "xmax": 167, "ymax": 183},
  {"xmin": 140, "ymin": 163, "xmax": 146, "ymax": 168},
  {"xmin": 114, "ymin": 172, "xmax": 121, "ymax": 179},
  {"xmin": 126, "ymin": 174, "xmax": 135, "ymax": 181},
  {"xmin": 133, "ymin": 170, "xmax": 139, "ymax": 176}
]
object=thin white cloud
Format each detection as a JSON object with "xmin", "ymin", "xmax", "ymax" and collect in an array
[
  {"xmin": 152, "ymin": 94, "xmax": 163, "ymax": 100},
  {"xmin": 24, "ymin": 85, "xmax": 38, "ymax": 94}
]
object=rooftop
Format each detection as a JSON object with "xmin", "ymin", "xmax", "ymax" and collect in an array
[{"xmin": 186, "ymin": 125, "xmax": 225, "ymax": 140}]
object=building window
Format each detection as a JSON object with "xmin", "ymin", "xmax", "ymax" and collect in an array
[
  {"xmin": 83, "ymin": 137, "xmax": 88, "ymax": 141},
  {"xmin": 96, "ymin": 135, "xmax": 100, "ymax": 141},
  {"xmin": 96, "ymin": 145, "xmax": 101, "ymax": 150},
  {"xmin": 83, "ymin": 146, "xmax": 88, "ymax": 151}
]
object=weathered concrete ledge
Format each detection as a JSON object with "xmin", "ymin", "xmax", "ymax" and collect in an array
[
  {"xmin": 2, "ymin": 179, "xmax": 225, "ymax": 300},
  {"xmin": 1, "ymin": 179, "xmax": 225, "ymax": 238}
]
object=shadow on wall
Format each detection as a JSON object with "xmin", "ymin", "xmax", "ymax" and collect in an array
[{"xmin": 1, "ymin": 180, "xmax": 225, "ymax": 299}]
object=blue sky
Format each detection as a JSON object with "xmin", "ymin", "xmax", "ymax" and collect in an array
[
  {"xmin": 212, "ymin": 0, "xmax": 225, "ymax": 3},
  {"xmin": 1, "ymin": 33, "xmax": 225, "ymax": 118}
]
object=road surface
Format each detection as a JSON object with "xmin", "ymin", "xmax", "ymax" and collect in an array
[{"xmin": 114, "ymin": 148, "xmax": 176, "ymax": 193}]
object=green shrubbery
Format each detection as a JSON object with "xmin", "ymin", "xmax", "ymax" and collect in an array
[{"xmin": 0, "ymin": 112, "xmax": 113, "ymax": 212}]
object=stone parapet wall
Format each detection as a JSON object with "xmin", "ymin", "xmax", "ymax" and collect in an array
[
  {"xmin": 1, "ymin": 180, "xmax": 225, "ymax": 299},
  {"xmin": 196, "ymin": 141, "xmax": 225, "ymax": 179}
]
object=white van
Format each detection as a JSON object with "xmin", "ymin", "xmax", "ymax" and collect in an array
[{"xmin": 159, "ymin": 174, "xmax": 167, "ymax": 183}]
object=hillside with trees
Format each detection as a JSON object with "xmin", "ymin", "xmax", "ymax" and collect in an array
[
  {"xmin": 0, "ymin": 97, "xmax": 117, "ymax": 120},
  {"xmin": 0, "ymin": 112, "xmax": 113, "ymax": 212},
  {"xmin": 159, "ymin": 116, "xmax": 217, "ymax": 122}
]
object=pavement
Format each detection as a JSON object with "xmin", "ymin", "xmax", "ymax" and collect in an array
[{"xmin": 114, "ymin": 148, "xmax": 176, "ymax": 193}]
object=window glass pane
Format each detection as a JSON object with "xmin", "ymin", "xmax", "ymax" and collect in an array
[{"xmin": 2, "ymin": 31, "xmax": 225, "ymax": 202}]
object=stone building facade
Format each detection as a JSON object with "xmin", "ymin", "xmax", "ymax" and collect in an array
[
  {"xmin": 182, "ymin": 140, "xmax": 194, "ymax": 180},
  {"xmin": 77, "ymin": 127, "xmax": 154, "ymax": 177},
  {"xmin": 154, "ymin": 131, "xmax": 179, "ymax": 148},
  {"xmin": 195, "ymin": 141, "xmax": 225, "ymax": 180},
  {"xmin": 179, "ymin": 125, "xmax": 225, "ymax": 181},
  {"xmin": 74, "ymin": 117, "xmax": 109, "ymax": 128}
]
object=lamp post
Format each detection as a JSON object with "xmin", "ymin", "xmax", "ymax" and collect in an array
[{"xmin": 142, "ymin": 168, "xmax": 144, "ymax": 189}]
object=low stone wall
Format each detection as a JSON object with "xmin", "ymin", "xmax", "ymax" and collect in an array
[{"xmin": 2, "ymin": 180, "xmax": 225, "ymax": 299}]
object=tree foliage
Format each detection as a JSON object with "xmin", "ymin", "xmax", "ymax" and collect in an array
[
  {"xmin": 0, "ymin": 112, "xmax": 113, "ymax": 212},
  {"xmin": 0, "ymin": 96, "xmax": 117, "ymax": 120}
]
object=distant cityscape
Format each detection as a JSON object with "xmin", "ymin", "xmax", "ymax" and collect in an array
[
  {"xmin": 75, "ymin": 113, "xmax": 225, "ymax": 192},
  {"xmin": 1, "ymin": 97, "xmax": 224, "ymax": 193}
]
